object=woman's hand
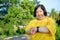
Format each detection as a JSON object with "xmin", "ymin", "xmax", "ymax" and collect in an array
[{"xmin": 28, "ymin": 27, "xmax": 37, "ymax": 35}]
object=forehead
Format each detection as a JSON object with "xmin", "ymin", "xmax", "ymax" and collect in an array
[{"xmin": 36, "ymin": 7, "xmax": 43, "ymax": 11}]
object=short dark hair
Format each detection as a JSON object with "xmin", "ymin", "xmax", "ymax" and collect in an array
[{"xmin": 34, "ymin": 4, "xmax": 47, "ymax": 17}]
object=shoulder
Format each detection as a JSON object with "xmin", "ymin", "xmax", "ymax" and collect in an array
[
  {"xmin": 46, "ymin": 17, "xmax": 56, "ymax": 23},
  {"xmin": 47, "ymin": 17, "xmax": 55, "ymax": 21},
  {"xmin": 29, "ymin": 19, "xmax": 37, "ymax": 23}
]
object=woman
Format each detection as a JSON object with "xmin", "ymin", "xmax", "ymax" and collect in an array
[{"xmin": 25, "ymin": 4, "xmax": 56, "ymax": 40}]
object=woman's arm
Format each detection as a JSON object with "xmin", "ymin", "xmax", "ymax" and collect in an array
[
  {"xmin": 37, "ymin": 26, "xmax": 49, "ymax": 33},
  {"xmin": 26, "ymin": 27, "xmax": 37, "ymax": 35},
  {"xmin": 27, "ymin": 26, "xmax": 49, "ymax": 34},
  {"xmin": 26, "ymin": 26, "xmax": 49, "ymax": 34}
]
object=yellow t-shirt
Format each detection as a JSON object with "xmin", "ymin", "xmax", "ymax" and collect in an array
[{"xmin": 25, "ymin": 17, "xmax": 56, "ymax": 40}]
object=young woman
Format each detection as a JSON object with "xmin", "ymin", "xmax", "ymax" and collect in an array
[{"xmin": 25, "ymin": 4, "xmax": 56, "ymax": 40}]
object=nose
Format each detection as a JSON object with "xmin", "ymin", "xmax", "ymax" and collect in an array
[{"xmin": 38, "ymin": 12, "xmax": 42, "ymax": 15}]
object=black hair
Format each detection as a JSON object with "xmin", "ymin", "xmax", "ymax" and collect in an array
[{"xmin": 34, "ymin": 4, "xmax": 47, "ymax": 17}]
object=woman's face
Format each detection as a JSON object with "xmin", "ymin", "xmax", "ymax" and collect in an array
[{"xmin": 36, "ymin": 7, "xmax": 45, "ymax": 20}]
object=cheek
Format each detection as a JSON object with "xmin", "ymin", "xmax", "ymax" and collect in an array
[
  {"xmin": 40, "ymin": 12, "xmax": 44, "ymax": 16},
  {"xmin": 36, "ymin": 13, "xmax": 38, "ymax": 16},
  {"xmin": 41, "ymin": 12, "xmax": 44, "ymax": 14}
]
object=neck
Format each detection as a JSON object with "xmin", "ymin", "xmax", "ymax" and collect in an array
[{"xmin": 37, "ymin": 16, "xmax": 46, "ymax": 20}]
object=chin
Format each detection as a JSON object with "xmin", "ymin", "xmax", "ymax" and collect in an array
[{"xmin": 37, "ymin": 18, "xmax": 43, "ymax": 20}]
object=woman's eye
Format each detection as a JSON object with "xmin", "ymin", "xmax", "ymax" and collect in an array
[
  {"xmin": 40, "ymin": 11, "xmax": 42, "ymax": 12},
  {"xmin": 36, "ymin": 11, "xmax": 42, "ymax": 13}
]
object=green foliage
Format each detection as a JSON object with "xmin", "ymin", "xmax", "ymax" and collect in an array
[
  {"xmin": 16, "ymin": 27, "xmax": 25, "ymax": 34},
  {"xmin": 49, "ymin": 8, "xmax": 60, "ymax": 25},
  {"xmin": 0, "ymin": 27, "xmax": 4, "ymax": 35},
  {"xmin": 0, "ymin": 0, "xmax": 34, "ymax": 38},
  {"xmin": 56, "ymin": 25, "xmax": 60, "ymax": 40},
  {"xmin": 0, "ymin": 0, "xmax": 6, "ymax": 3},
  {"xmin": 49, "ymin": 8, "xmax": 57, "ymax": 20},
  {"xmin": 20, "ymin": 0, "xmax": 35, "ymax": 19},
  {"xmin": 33, "ymin": 0, "xmax": 40, "ymax": 5}
]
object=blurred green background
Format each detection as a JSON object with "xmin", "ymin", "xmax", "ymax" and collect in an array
[{"xmin": 0, "ymin": 0, "xmax": 60, "ymax": 40}]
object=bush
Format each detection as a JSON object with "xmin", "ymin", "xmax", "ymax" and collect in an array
[
  {"xmin": 56, "ymin": 25, "xmax": 60, "ymax": 40},
  {"xmin": 16, "ymin": 27, "xmax": 25, "ymax": 34}
]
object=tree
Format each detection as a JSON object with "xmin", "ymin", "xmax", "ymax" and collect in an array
[
  {"xmin": 49, "ymin": 8, "xmax": 57, "ymax": 20},
  {"xmin": 56, "ymin": 11, "xmax": 60, "ymax": 25},
  {"xmin": 0, "ymin": 0, "xmax": 35, "ymax": 38},
  {"xmin": 33, "ymin": 0, "xmax": 40, "ymax": 5}
]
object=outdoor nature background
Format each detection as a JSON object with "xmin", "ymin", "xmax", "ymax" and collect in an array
[{"xmin": 0, "ymin": 0, "xmax": 60, "ymax": 40}]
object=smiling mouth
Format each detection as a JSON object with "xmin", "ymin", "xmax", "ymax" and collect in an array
[{"xmin": 38, "ymin": 15, "xmax": 44, "ymax": 18}]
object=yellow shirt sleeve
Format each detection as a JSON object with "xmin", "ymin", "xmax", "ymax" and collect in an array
[
  {"xmin": 25, "ymin": 20, "xmax": 35, "ymax": 33},
  {"xmin": 46, "ymin": 18, "xmax": 56, "ymax": 36}
]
